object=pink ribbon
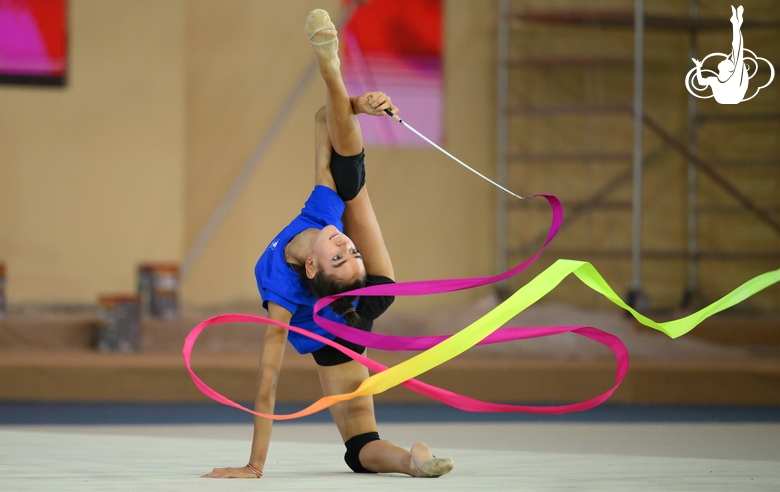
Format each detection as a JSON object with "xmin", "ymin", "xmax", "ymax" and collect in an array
[
  {"xmin": 183, "ymin": 194, "xmax": 631, "ymax": 418},
  {"xmin": 183, "ymin": 313, "xmax": 627, "ymax": 417}
]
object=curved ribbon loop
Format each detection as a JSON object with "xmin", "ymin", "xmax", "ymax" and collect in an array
[
  {"xmin": 183, "ymin": 192, "xmax": 780, "ymax": 419},
  {"xmin": 183, "ymin": 313, "xmax": 628, "ymax": 419}
]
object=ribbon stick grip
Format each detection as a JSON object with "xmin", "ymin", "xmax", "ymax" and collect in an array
[{"xmin": 384, "ymin": 108, "xmax": 402, "ymax": 123}]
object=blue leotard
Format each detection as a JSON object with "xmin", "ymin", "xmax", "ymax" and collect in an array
[{"xmin": 255, "ymin": 185, "xmax": 350, "ymax": 354}]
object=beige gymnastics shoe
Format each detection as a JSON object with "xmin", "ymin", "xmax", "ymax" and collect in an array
[
  {"xmin": 305, "ymin": 9, "xmax": 338, "ymax": 48},
  {"xmin": 410, "ymin": 443, "xmax": 454, "ymax": 478},
  {"xmin": 411, "ymin": 455, "xmax": 455, "ymax": 478}
]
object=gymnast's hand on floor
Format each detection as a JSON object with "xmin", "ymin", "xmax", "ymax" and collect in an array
[
  {"xmin": 352, "ymin": 91, "xmax": 399, "ymax": 117},
  {"xmin": 202, "ymin": 465, "xmax": 260, "ymax": 478}
]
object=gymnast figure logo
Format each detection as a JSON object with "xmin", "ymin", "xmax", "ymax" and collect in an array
[{"xmin": 685, "ymin": 5, "xmax": 774, "ymax": 104}]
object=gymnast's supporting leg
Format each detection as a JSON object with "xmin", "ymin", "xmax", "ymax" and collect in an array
[{"xmin": 317, "ymin": 360, "xmax": 453, "ymax": 477}]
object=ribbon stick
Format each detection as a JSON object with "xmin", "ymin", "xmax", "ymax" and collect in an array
[{"xmin": 383, "ymin": 109, "xmax": 527, "ymax": 201}]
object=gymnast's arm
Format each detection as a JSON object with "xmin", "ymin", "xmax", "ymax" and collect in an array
[
  {"xmin": 203, "ymin": 301, "xmax": 291, "ymax": 478},
  {"xmin": 692, "ymin": 59, "xmax": 710, "ymax": 87}
]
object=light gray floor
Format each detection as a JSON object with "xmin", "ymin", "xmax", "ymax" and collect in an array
[{"xmin": 2, "ymin": 422, "xmax": 779, "ymax": 491}]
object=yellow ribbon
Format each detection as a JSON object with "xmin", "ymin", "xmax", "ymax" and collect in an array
[{"xmin": 322, "ymin": 259, "xmax": 780, "ymax": 400}]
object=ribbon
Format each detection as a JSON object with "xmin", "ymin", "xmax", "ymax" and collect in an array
[
  {"xmin": 183, "ymin": 264, "xmax": 779, "ymax": 420},
  {"xmin": 183, "ymin": 190, "xmax": 780, "ymax": 419},
  {"xmin": 183, "ymin": 316, "xmax": 628, "ymax": 420}
]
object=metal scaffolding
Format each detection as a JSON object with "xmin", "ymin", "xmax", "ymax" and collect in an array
[{"xmin": 497, "ymin": 0, "xmax": 780, "ymax": 310}]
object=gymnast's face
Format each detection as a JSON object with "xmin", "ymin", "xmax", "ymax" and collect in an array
[{"xmin": 307, "ymin": 225, "xmax": 365, "ymax": 281}]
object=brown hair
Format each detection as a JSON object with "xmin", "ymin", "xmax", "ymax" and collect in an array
[{"xmin": 291, "ymin": 264, "xmax": 366, "ymax": 328}]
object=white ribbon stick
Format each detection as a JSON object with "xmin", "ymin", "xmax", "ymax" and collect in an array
[{"xmin": 384, "ymin": 109, "xmax": 528, "ymax": 201}]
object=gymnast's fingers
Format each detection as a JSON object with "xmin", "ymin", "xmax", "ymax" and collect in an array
[
  {"xmin": 380, "ymin": 96, "xmax": 400, "ymax": 116},
  {"xmin": 369, "ymin": 92, "xmax": 399, "ymax": 116},
  {"xmin": 366, "ymin": 91, "xmax": 387, "ymax": 108},
  {"xmin": 202, "ymin": 466, "xmax": 257, "ymax": 478},
  {"xmin": 388, "ymin": 100, "xmax": 400, "ymax": 115},
  {"xmin": 358, "ymin": 91, "xmax": 385, "ymax": 115}
]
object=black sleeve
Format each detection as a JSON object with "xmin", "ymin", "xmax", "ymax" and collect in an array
[{"xmin": 356, "ymin": 274, "xmax": 395, "ymax": 327}]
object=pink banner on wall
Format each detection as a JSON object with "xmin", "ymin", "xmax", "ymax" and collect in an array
[
  {"xmin": 341, "ymin": 0, "xmax": 442, "ymax": 146},
  {"xmin": 0, "ymin": 0, "xmax": 67, "ymax": 85}
]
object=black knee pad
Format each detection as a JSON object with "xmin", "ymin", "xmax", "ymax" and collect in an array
[
  {"xmin": 344, "ymin": 431, "xmax": 380, "ymax": 473},
  {"xmin": 331, "ymin": 148, "xmax": 366, "ymax": 201}
]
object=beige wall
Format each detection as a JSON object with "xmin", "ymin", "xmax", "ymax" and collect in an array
[
  {"xmin": 0, "ymin": 0, "xmax": 777, "ymax": 313},
  {"xmin": 504, "ymin": 0, "xmax": 779, "ymax": 312},
  {"xmin": 0, "ymin": 0, "xmax": 185, "ymax": 304},
  {"xmin": 0, "ymin": 0, "xmax": 497, "ymax": 312}
]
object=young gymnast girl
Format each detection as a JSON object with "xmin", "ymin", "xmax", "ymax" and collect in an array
[{"xmin": 204, "ymin": 9, "xmax": 454, "ymax": 479}]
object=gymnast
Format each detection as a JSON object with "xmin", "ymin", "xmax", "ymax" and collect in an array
[
  {"xmin": 692, "ymin": 5, "xmax": 748, "ymax": 104},
  {"xmin": 203, "ymin": 9, "xmax": 454, "ymax": 479}
]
